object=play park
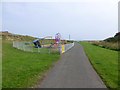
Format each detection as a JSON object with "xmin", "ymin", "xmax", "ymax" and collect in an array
[{"xmin": 12, "ymin": 33, "xmax": 74, "ymax": 54}]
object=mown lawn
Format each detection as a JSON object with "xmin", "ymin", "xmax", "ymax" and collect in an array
[
  {"xmin": 2, "ymin": 40, "xmax": 60, "ymax": 88},
  {"xmin": 80, "ymin": 41, "xmax": 118, "ymax": 89}
]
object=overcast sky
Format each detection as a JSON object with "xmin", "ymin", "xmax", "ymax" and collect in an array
[{"xmin": 1, "ymin": 0, "xmax": 119, "ymax": 40}]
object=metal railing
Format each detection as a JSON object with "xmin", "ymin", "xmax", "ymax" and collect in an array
[
  {"xmin": 13, "ymin": 41, "xmax": 59, "ymax": 54},
  {"xmin": 64, "ymin": 42, "xmax": 74, "ymax": 52},
  {"xmin": 13, "ymin": 41, "xmax": 74, "ymax": 54},
  {"xmin": 13, "ymin": 41, "xmax": 33, "ymax": 52}
]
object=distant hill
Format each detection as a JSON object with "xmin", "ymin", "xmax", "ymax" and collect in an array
[
  {"xmin": 1, "ymin": 31, "xmax": 36, "ymax": 41},
  {"xmin": 0, "ymin": 31, "xmax": 71, "ymax": 44},
  {"xmin": 104, "ymin": 32, "xmax": 120, "ymax": 42}
]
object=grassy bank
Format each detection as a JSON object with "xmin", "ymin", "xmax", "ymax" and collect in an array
[
  {"xmin": 90, "ymin": 41, "xmax": 119, "ymax": 51},
  {"xmin": 80, "ymin": 42, "xmax": 118, "ymax": 88},
  {"xmin": 2, "ymin": 40, "xmax": 60, "ymax": 88}
]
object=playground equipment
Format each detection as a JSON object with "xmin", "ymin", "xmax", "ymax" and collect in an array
[
  {"xmin": 33, "ymin": 36, "xmax": 52, "ymax": 48},
  {"xmin": 33, "ymin": 38, "xmax": 42, "ymax": 48},
  {"xmin": 55, "ymin": 33, "xmax": 61, "ymax": 44}
]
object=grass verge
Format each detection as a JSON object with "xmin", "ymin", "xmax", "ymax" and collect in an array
[
  {"xmin": 0, "ymin": 39, "xmax": 2, "ymax": 89},
  {"xmin": 80, "ymin": 41, "xmax": 118, "ymax": 89},
  {"xmin": 2, "ymin": 40, "xmax": 60, "ymax": 88}
]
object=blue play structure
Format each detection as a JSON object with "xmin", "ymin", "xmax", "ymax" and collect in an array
[{"xmin": 33, "ymin": 38, "xmax": 42, "ymax": 48}]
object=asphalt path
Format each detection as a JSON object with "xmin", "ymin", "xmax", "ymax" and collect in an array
[{"xmin": 38, "ymin": 42, "xmax": 107, "ymax": 88}]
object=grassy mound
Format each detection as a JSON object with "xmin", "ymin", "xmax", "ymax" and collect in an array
[
  {"xmin": 89, "ymin": 32, "xmax": 120, "ymax": 51},
  {"xmin": 104, "ymin": 32, "xmax": 120, "ymax": 42}
]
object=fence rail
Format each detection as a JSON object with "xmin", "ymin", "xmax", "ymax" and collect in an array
[
  {"xmin": 13, "ymin": 41, "xmax": 33, "ymax": 52},
  {"xmin": 13, "ymin": 41, "xmax": 54, "ymax": 54},
  {"xmin": 64, "ymin": 42, "xmax": 74, "ymax": 52},
  {"xmin": 13, "ymin": 41, "xmax": 74, "ymax": 54}
]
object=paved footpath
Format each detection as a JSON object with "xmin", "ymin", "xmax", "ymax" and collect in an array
[{"xmin": 38, "ymin": 42, "xmax": 107, "ymax": 88}]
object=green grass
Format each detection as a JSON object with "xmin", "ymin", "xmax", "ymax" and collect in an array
[
  {"xmin": 2, "ymin": 40, "xmax": 60, "ymax": 88},
  {"xmin": 0, "ymin": 39, "xmax": 2, "ymax": 89},
  {"xmin": 32, "ymin": 47, "xmax": 59, "ymax": 54},
  {"xmin": 80, "ymin": 41, "xmax": 118, "ymax": 89}
]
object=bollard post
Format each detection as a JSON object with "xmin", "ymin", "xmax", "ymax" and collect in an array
[{"xmin": 61, "ymin": 44, "xmax": 65, "ymax": 53}]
